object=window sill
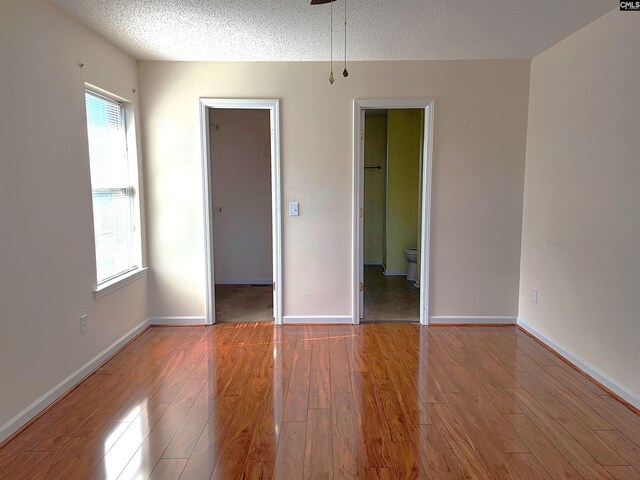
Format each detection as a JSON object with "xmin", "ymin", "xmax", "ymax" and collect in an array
[{"xmin": 94, "ymin": 267, "xmax": 148, "ymax": 300}]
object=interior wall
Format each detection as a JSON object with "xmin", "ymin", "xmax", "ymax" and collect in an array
[
  {"xmin": 139, "ymin": 59, "xmax": 530, "ymax": 319},
  {"xmin": 385, "ymin": 109, "xmax": 423, "ymax": 275},
  {"xmin": 363, "ymin": 114, "xmax": 387, "ymax": 265},
  {"xmin": 210, "ymin": 109, "xmax": 272, "ymax": 284},
  {"xmin": 0, "ymin": 0, "xmax": 147, "ymax": 437},
  {"xmin": 519, "ymin": 9, "xmax": 640, "ymax": 400},
  {"xmin": 416, "ymin": 110, "xmax": 425, "ymax": 286}
]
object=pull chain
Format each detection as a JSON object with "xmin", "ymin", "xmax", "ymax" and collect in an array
[
  {"xmin": 343, "ymin": 0, "xmax": 348, "ymax": 77},
  {"xmin": 329, "ymin": 0, "xmax": 335, "ymax": 84}
]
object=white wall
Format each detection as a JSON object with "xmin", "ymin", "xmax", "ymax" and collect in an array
[
  {"xmin": 210, "ymin": 109, "xmax": 272, "ymax": 284},
  {"xmin": 0, "ymin": 0, "xmax": 147, "ymax": 438},
  {"xmin": 519, "ymin": 10, "xmax": 640, "ymax": 400},
  {"xmin": 139, "ymin": 60, "xmax": 530, "ymax": 318}
]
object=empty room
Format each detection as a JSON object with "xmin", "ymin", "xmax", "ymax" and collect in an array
[{"xmin": 1, "ymin": 1, "xmax": 639, "ymax": 479}]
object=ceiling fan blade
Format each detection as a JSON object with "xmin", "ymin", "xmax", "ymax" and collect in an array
[{"xmin": 310, "ymin": 0, "xmax": 337, "ymax": 4}]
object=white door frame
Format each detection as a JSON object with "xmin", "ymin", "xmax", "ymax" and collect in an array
[
  {"xmin": 199, "ymin": 98, "xmax": 283, "ymax": 325},
  {"xmin": 352, "ymin": 99, "xmax": 434, "ymax": 325}
]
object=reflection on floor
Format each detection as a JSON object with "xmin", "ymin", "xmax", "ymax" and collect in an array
[
  {"xmin": 364, "ymin": 265, "xmax": 419, "ymax": 322},
  {"xmin": 215, "ymin": 284, "xmax": 273, "ymax": 322}
]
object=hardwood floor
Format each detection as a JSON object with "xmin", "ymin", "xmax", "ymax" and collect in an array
[{"xmin": 1, "ymin": 323, "xmax": 639, "ymax": 479}]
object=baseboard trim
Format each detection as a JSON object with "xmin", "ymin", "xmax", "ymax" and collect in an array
[
  {"xmin": 0, "ymin": 318, "xmax": 150, "ymax": 445},
  {"xmin": 214, "ymin": 279, "xmax": 272, "ymax": 285},
  {"xmin": 364, "ymin": 261, "xmax": 383, "ymax": 266},
  {"xmin": 429, "ymin": 316, "xmax": 517, "ymax": 325},
  {"xmin": 148, "ymin": 316, "xmax": 207, "ymax": 326},
  {"xmin": 383, "ymin": 270, "xmax": 406, "ymax": 276},
  {"xmin": 282, "ymin": 315, "xmax": 353, "ymax": 325},
  {"xmin": 517, "ymin": 317, "xmax": 640, "ymax": 411}
]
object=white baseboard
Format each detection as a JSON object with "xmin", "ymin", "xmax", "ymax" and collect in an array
[
  {"xmin": 282, "ymin": 315, "xmax": 353, "ymax": 324},
  {"xmin": 0, "ymin": 318, "xmax": 150, "ymax": 444},
  {"xmin": 429, "ymin": 316, "xmax": 517, "ymax": 325},
  {"xmin": 517, "ymin": 318, "xmax": 640, "ymax": 410},
  {"xmin": 364, "ymin": 260, "xmax": 383, "ymax": 266},
  {"xmin": 383, "ymin": 270, "xmax": 406, "ymax": 276},
  {"xmin": 148, "ymin": 316, "xmax": 207, "ymax": 326},
  {"xmin": 214, "ymin": 279, "xmax": 272, "ymax": 285}
]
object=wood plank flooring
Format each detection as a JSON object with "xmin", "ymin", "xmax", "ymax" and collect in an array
[{"xmin": 1, "ymin": 323, "xmax": 639, "ymax": 479}]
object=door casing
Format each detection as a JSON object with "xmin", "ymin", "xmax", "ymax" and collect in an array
[
  {"xmin": 352, "ymin": 99, "xmax": 435, "ymax": 325},
  {"xmin": 199, "ymin": 98, "xmax": 283, "ymax": 325}
]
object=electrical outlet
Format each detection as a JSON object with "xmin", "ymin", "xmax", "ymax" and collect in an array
[
  {"xmin": 80, "ymin": 314, "xmax": 88, "ymax": 335},
  {"xmin": 532, "ymin": 288, "xmax": 538, "ymax": 305}
]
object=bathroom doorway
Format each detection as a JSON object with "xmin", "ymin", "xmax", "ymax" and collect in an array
[
  {"xmin": 353, "ymin": 100, "xmax": 434, "ymax": 325},
  {"xmin": 200, "ymin": 99, "xmax": 282, "ymax": 325}
]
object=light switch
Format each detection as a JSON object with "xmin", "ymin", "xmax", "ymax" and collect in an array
[{"xmin": 289, "ymin": 202, "xmax": 299, "ymax": 216}]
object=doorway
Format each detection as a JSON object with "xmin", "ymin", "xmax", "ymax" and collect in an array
[
  {"xmin": 200, "ymin": 99, "xmax": 282, "ymax": 325},
  {"xmin": 353, "ymin": 99, "xmax": 434, "ymax": 325}
]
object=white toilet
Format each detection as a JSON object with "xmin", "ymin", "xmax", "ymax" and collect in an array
[{"xmin": 403, "ymin": 248, "xmax": 418, "ymax": 282}]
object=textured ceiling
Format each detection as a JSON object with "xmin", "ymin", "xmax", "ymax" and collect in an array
[{"xmin": 49, "ymin": 0, "xmax": 616, "ymax": 61}]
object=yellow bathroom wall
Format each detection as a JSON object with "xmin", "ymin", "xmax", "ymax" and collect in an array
[
  {"xmin": 385, "ymin": 109, "xmax": 424, "ymax": 274},
  {"xmin": 363, "ymin": 113, "xmax": 388, "ymax": 264}
]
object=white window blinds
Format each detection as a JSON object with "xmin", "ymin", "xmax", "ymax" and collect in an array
[{"xmin": 85, "ymin": 91, "xmax": 138, "ymax": 284}]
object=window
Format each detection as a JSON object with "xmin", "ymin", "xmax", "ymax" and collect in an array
[{"xmin": 85, "ymin": 90, "xmax": 141, "ymax": 286}]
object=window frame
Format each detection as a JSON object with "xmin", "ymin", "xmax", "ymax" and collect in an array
[{"xmin": 84, "ymin": 86, "xmax": 145, "ymax": 297}]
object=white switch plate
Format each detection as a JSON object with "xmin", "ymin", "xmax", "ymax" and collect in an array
[
  {"xmin": 532, "ymin": 288, "xmax": 538, "ymax": 305},
  {"xmin": 80, "ymin": 314, "xmax": 88, "ymax": 335},
  {"xmin": 289, "ymin": 202, "xmax": 299, "ymax": 216}
]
